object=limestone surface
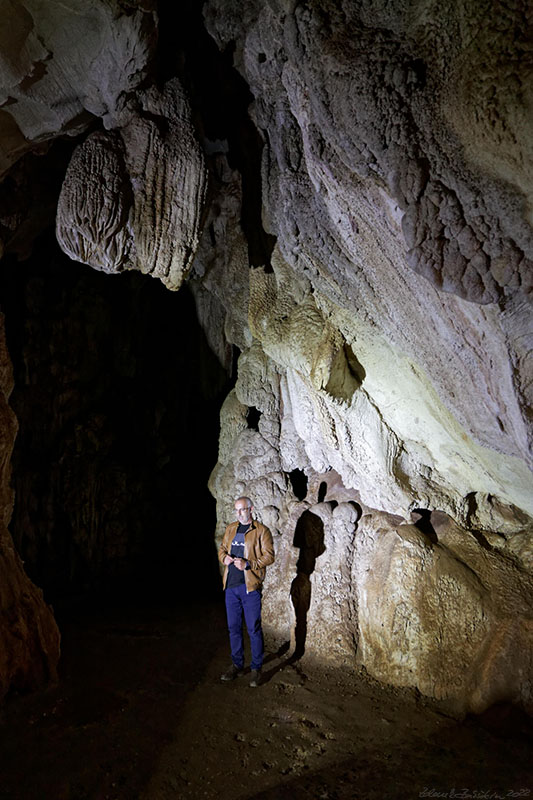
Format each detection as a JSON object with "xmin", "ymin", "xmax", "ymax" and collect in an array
[
  {"xmin": 56, "ymin": 80, "xmax": 208, "ymax": 289},
  {"xmin": 202, "ymin": 0, "xmax": 533, "ymax": 713},
  {"xmin": 0, "ymin": 0, "xmax": 157, "ymax": 176},
  {"xmin": 355, "ymin": 510, "xmax": 533, "ymax": 713}
]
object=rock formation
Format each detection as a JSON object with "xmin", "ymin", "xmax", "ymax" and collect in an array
[
  {"xmin": 56, "ymin": 79, "xmax": 208, "ymax": 288},
  {"xmin": 201, "ymin": 0, "xmax": 533, "ymax": 714},
  {"xmin": 0, "ymin": 313, "xmax": 59, "ymax": 698},
  {"xmin": 0, "ymin": 0, "xmax": 532, "ymax": 714},
  {"xmin": 0, "ymin": 0, "xmax": 157, "ymax": 177}
]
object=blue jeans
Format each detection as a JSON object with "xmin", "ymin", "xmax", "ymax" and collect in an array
[{"xmin": 225, "ymin": 584, "xmax": 264, "ymax": 670}]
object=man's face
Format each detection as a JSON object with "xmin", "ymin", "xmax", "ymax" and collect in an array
[{"xmin": 235, "ymin": 500, "xmax": 253, "ymax": 525}]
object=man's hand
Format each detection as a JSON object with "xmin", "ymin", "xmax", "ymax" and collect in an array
[
  {"xmin": 223, "ymin": 555, "xmax": 234, "ymax": 566},
  {"xmin": 233, "ymin": 558, "xmax": 247, "ymax": 571}
]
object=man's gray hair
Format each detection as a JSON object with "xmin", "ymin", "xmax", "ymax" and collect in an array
[{"xmin": 235, "ymin": 496, "xmax": 253, "ymax": 508}]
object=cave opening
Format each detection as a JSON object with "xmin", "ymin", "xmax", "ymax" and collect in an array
[
  {"xmin": 0, "ymin": 229, "xmax": 230, "ymax": 611},
  {"xmin": 411, "ymin": 508, "xmax": 438, "ymax": 544}
]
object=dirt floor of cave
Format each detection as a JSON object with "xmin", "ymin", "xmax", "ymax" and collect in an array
[{"xmin": 0, "ymin": 595, "xmax": 532, "ymax": 800}]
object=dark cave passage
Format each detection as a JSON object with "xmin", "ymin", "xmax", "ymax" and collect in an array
[{"xmin": 0, "ymin": 230, "xmax": 230, "ymax": 609}]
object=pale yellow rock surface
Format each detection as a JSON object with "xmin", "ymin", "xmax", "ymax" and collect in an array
[{"xmin": 354, "ymin": 511, "xmax": 533, "ymax": 713}]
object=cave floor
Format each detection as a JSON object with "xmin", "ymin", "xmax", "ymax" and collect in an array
[{"xmin": 0, "ymin": 596, "xmax": 532, "ymax": 800}]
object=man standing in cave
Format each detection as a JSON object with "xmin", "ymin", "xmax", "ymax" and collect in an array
[{"xmin": 218, "ymin": 496, "xmax": 275, "ymax": 688}]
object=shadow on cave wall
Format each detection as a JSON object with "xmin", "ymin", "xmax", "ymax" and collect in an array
[
  {"xmin": 290, "ymin": 510, "xmax": 326, "ymax": 658},
  {"xmin": 262, "ymin": 506, "xmax": 326, "ymax": 682},
  {"xmin": 0, "ymin": 230, "xmax": 230, "ymax": 612}
]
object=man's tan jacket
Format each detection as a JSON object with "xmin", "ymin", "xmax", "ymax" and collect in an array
[{"xmin": 218, "ymin": 519, "xmax": 275, "ymax": 593}]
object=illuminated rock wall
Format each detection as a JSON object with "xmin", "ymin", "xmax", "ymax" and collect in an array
[{"xmin": 202, "ymin": 0, "xmax": 533, "ymax": 714}]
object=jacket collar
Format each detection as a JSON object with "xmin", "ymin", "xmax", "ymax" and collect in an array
[{"xmin": 232, "ymin": 518, "xmax": 257, "ymax": 533}]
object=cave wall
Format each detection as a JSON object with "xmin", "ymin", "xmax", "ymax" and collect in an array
[
  {"xmin": 0, "ymin": 311, "xmax": 59, "ymax": 698},
  {"xmin": 198, "ymin": 0, "xmax": 533, "ymax": 714},
  {"xmin": 0, "ymin": 0, "xmax": 532, "ymax": 713}
]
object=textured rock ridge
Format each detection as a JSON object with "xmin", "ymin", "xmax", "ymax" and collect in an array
[
  {"xmin": 206, "ymin": 0, "xmax": 533, "ymax": 303},
  {"xmin": 56, "ymin": 80, "xmax": 208, "ymax": 289}
]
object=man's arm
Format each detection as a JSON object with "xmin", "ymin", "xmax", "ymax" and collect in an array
[
  {"xmin": 247, "ymin": 525, "xmax": 275, "ymax": 571},
  {"xmin": 218, "ymin": 527, "xmax": 234, "ymax": 566}
]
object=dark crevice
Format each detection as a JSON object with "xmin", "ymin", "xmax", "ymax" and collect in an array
[
  {"xmin": 317, "ymin": 481, "xmax": 328, "ymax": 503},
  {"xmin": 0, "ymin": 230, "xmax": 230, "ymax": 607},
  {"xmin": 345, "ymin": 344, "xmax": 366, "ymax": 385},
  {"xmin": 412, "ymin": 508, "xmax": 438, "ymax": 545},
  {"xmin": 289, "ymin": 469, "xmax": 308, "ymax": 501},
  {"xmin": 348, "ymin": 501, "xmax": 363, "ymax": 522},
  {"xmin": 465, "ymin": 492, "xmax": 478, "ymax": 527},
  {"xmin": 406, "ymin": 58, "xmax": 427, "ymax": 90},
  {"xmin": 246, "ymin": 406, "xmax": 261, "ymax": 431},
  {"xmin": 470, "ymin": 528, "xmax": 498, "ymax": 553},
  {"xmin": 231, "ymin": 344, "xmax": 241, "ymax": 381}
]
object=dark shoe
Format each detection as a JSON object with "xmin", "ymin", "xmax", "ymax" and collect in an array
[
  {"xmin": 249, "ymin": 669, "xmax": 261, "ymax": 688},
  {"xmin": 220, "ymin": 664, "xmax": 244, "ymax": 682}
]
